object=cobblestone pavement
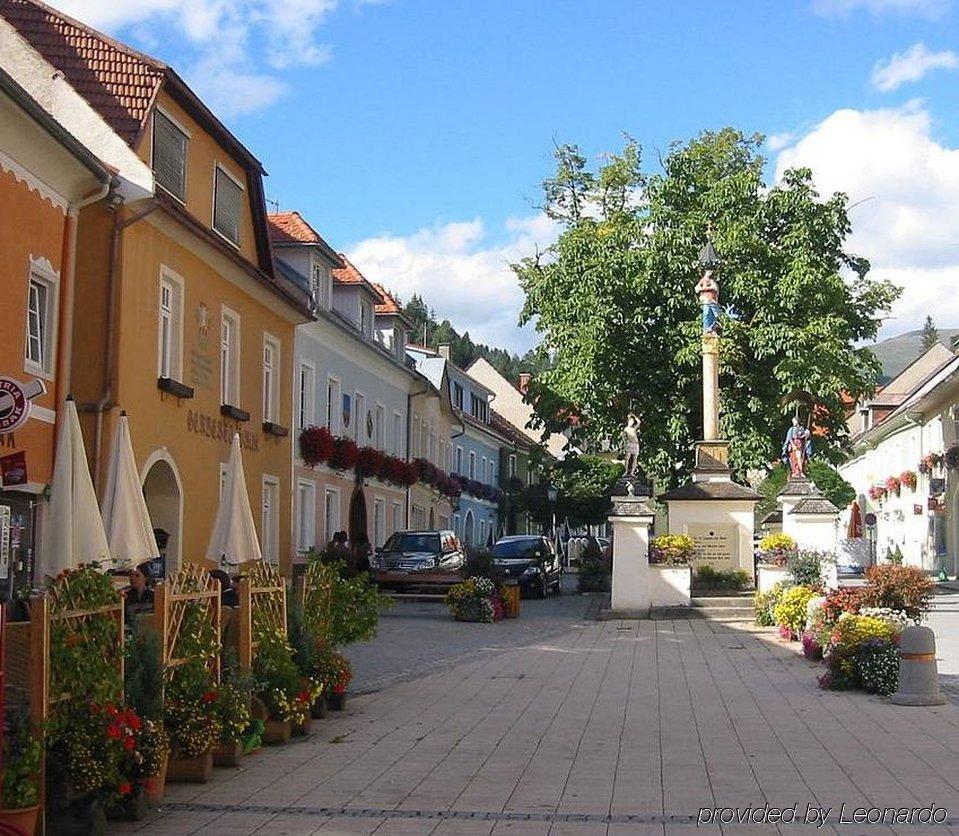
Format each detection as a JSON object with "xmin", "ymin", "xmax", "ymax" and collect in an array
[
  {"xmin": 927, "ymin": 589, "xmax": 959, "ymax": 703},
  {"xmin": 117, "ymin": 613, "xmax": 959, "ymax": 835}
]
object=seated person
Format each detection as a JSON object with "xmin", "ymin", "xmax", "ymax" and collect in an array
[
  {"xmin": 210, "ymin": 569, "xmax": 239, "ymax": 607},
  {"xmin": 124, "ymin": 562, "xmax": 154, "ymax": 622}
]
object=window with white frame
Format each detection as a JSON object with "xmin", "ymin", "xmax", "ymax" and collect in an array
[
  {"xmin": 487, "ymin": 459, "xmax": 495, "ymax": 484},
  {"xmin": 220, "ymin": 308, "xmax": 240, "ymax": 406},
  {"xmin": 456, "ymin": 446, "xmax": 463, "ymax": 475},
  {"xmin": 326, "ymin": 377, "xmax": 341, "ymax": 433},
  {"xmin": 296, "ymin": 480, "xmax": 316, "ymax": 553},
  {"xmin": 157, "ymin": 270, "xmax": 183, "ymax": 381},
  {"xmin": 453, "ymin": 382, "xmax": 463, "ymax": 410},
  {"xmin": 153, "ymin": 110, "xmax": 188, "ymax": 201},
  {"xmin": 324, "ymin": 488, "xmax": 340, "ymax": 542},
  {"xmin": 213, "ymin": 165, "xmax": 243, "ymax": 245},
  {"xmin": 469, "ymin": 451, "xmax": 476, "ymax": 479},
  {"xmin": 262, "ymin": 334, "xmax": 280, "ymax": 423},
  {"xmin": 355, "ymin": 392, "xmax": 366, "ymax": 442},
  {"xmin": 311, "ymin": 259, "xmax": 330, "ymax": 309},
  {"xmin": 298, "ymin": 362, "xmax": 315, "ymax": 430},
  {"xmin": 481, "ymin": 456, "xmax": 487, "ymax": 484},
  {"xmin": 261, "ymin": 476, "xmax": 279, "ymax": 564},
  {"xmin": 391, "ymin": 501, "xmax": 402, "ymax": 535},
  {"xmin": 24, "ymin": 262, "xmax": 58, "ymax": 376},
  {"xmin": 375, "ymin": 404, "xmax": 385, "ymax": 450},
  {"xmin": 393, "ymin": 412, "xmax": 403, "ymax": 456},
  {"xmin": 373, "ymin": 498, "xmax": 385, "ymax": 548}
]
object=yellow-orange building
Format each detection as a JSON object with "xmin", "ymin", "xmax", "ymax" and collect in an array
[
  {"xmin": 3, "ymin": 0, "xmax": 313, "ymax": 575},
  {"xmin": 0, "ymin": 63, "xmax": 111, "ymax": 590}
]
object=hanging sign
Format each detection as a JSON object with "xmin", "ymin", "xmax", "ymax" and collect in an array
[
  {"xmin": 0, "ymin": 377, "xmax": 45, "ymax": 433},
  {"xmin": 0, "ymin": 452, "xmax": 27, "ymax": 487}
]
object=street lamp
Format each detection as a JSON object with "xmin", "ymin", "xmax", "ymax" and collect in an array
[{"xmin": 546, "ymin": 483, "xmax": 559, "ymax": 565}]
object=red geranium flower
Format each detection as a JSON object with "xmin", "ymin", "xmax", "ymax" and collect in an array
[
  {"xmin": 118, "ymin": 782, "xmax": 132, "ymax": 796},
  {"xmin": 201, "ymin": 690, "xmax": 217, "ymax": 704},
  {"xmin": 106, "ymin": 723, "xmax": 123, "ymax": 739}
]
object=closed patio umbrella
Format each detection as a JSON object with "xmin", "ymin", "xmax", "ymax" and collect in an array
[
  {"xmin": 101, "ymin": 412, "xmax": 158, "ymax": 570},
  {"xmin": 39, "ymin": 396, "xmax": 111, "ymax": 580},
  {"xmin": 205, "ymin": 433, "xmax": 261, "ymax": 568}
]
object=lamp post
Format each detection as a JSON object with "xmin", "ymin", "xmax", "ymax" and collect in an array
[{"xmin": 546, "ymin": 483, "xmax": 559, "ymax": 565}]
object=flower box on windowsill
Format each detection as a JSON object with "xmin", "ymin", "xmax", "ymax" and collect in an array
[
  {"xmin": 220, "ymin": 403, "xmax": 250, "ymax": 422},
  {"xmin": 263, "ymin": 421, "xmax": 289, "ymax": 437},
  {"xmin": 157, "ymin": 377, "xmax": 194, "ymax": 399}
]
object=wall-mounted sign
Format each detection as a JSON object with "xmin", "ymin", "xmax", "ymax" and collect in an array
[
  {"xmin": 186, "ymin": 409, "xmax": 259, "ymax": 452},
  {"xmin": 0, "ymin": 451, "xmax": 27, "ymax": 487},
  {"xmin": 864, "ymin": 512, "xmax": 877, "ymax": 527},
  {"xmin": 0, "ymin": 377, "xmax": 45, "ymax": 433}
]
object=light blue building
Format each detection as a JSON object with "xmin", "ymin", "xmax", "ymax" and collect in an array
[{"xmin": 407, "ymin": 344, "xmax": 508, "ymax": 548}]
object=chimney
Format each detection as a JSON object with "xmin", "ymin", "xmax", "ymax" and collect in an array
[
  {"xmin": 518, "ymin": 373, "xmax": 531, "ymax": 394},
  {"xmin": 438, "ymin": 343, "xmax": 452, "ymax": 361}
]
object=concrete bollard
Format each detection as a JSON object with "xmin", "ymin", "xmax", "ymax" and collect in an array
[{"xmin": 891, "ymin": 625, "xmax": 946, "ymax": 706}]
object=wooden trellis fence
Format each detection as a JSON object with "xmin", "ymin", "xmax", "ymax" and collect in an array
[
  {"xmin": 237, "ymin": 561, "xmax": 287, "ymax": 671},
  {"xmin": 295, "ymin": 560, "xmax": 334, "ymax": 641},
  {"xmin": 153, "ymin": 564, "xmax": 222, "ymax": 682}
]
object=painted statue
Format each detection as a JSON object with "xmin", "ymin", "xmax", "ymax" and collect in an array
[
  {"xmin": 621, "ymin": 412, "xmax": 641, "ymax": 476},
  {"xmin": 695, "ymin": 270, "xmax": 721, "ymax": 334},
  {"xmin": 782, "ymin": 416, "xmax": 812, "ymax": 477}
]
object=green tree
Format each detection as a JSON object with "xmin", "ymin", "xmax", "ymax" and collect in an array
[
  {"xmin": 920, "ymin": 315, "xmax": 940, "ymax": 351},
  {"xmin": 755, "ymin": 461, "xmax": 856, "ymax": 521},
  {"xmin": 523, "ymin": 453, "xmax": 623, "ymax": 528},
  {"xmin": 514, "ymin": 130, "xmax": 900, "ymax": 484}
]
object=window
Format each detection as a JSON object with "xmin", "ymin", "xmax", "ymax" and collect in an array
[
  {"xmin": 296, "ymin": 480, "xmax": 316, "ymax": 553},
  {"xmin": 262, "ymin": 334, "xmax": 280, "ymax": 423},
  {"xmin": 220, "ymin": 308, "xmax": 240, "ymax": 406},
  {"xmin": 481, "ymin": 457, "xmax": 488, "ymax": 484},
  {"xmin": 453, "ymin": 382, "xmax": 464, "ymax": 410},
  {"xmin": 375, "ymin": 405, "xmax": 385, "ymax": 450},
  {"xmin": 25, "ymin": 270, "xmax": 58, "ymax": 378},
  {"xmin": 392, "ymin": 501, "xmax": 403, "ymax": 535},
  {"xmin": 393, "ymin": 412, "xmax": 403, "ymax": 456},
  {"xmin": 469, "ymin": 451, "xmax": 476, "ymax": 480},
  {"xmin": 412, "ymin": 416, "xmax": 420, "ymax": 456},
  {"xmin": 373, "ymin": 498, "xmax": 385, "ymax": 548},
  {"xmin": 470, "ymin": 393, "xmax": 488, "ymax": 422},
  {"xmin": 298, "ymin": 362, "xmax": 315, "ymax": 430},
  {"xmin": 508, "ymin": 454, "xmax": 517, "ymax": 479},
  {"xmin": 360, "ymin": 300, "xmax": 372, "ymax": 337},
  {"xmin": 355, "ymin": 393, "xmax": 366, "ymax": 442},
  {"xmin": 213, "ymin": 165, "xmax": 243, "ymax": 245},
  {"xmin": 312, "ymin": 261, "xmax": 330, "ymax": 309},
  {"xmin": 327, "ymin": 377, "xmax": 341, "ymax": 433},
  {"xmin": 456, "ymin": 446, "xmax": 463, "ymax": 475},
  {"xmin": 324, "ymin": 489, "xmax": 340, "ymax": 542},
  {"xmin": 153, "ymin": 109, "xmax": 188, "ymax": 201},
  {"xmin": 157, "ymin": 274, "xmax": 184, "ymax": 380},
  {"xmin": 261, "ymin": 476, "xmax": 279, "ymax": 564}
]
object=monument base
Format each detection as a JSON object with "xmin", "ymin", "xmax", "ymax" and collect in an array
[{"xmin": 608, "ymin": 495, "xmax": 655, "ymax": 615}]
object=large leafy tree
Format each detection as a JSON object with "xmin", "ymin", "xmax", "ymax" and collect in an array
[{"xmin": 514, "ymin": 130, "xmax": 899, "ymax": 484}]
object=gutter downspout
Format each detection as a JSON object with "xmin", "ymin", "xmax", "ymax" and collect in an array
[{"xmin": 89, "ymin": 200, "xmax": 157, "ymax": 490}]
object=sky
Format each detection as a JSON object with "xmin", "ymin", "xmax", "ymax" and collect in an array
[{"xmin": 56, "ymin": 0, "xmax": 959, "ymax": 352}]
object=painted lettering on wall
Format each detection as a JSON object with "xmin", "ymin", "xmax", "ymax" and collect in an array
[{"xmin": 186, "ymin": 409, "xmax": 259, "ymax": 452}]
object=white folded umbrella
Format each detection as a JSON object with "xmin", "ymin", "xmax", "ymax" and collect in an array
[
  {"xmin": 101, "ymin": 412, "xmax": 158, "ymax": 571},
  {"xmin": 39, "ymin": 396, "xmax": 111, "ymax": 580},
  {"xmin": 205, "ymin": 433, "xmax": 262, "ymax": 568}
]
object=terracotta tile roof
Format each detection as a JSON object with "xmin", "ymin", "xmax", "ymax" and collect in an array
[
  {"xmin": 267, "ymin": 211, "xmax": 341, "ymax": 265},
  {"xmin": 332, "ymin": 254, "xmax": 365, "ymax": 285},
  {"xmin": 372, "ymin": 283, "xmax": 400, "ymax": 315},
  {"xmin": 0, "ymin": 0, "xmax": 165, "ymax": 145}
]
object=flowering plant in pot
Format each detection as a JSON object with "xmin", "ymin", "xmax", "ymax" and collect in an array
[
  {"xmin": 164, "ymin": 658, "xmax": 221, "ymax": 782},
  {"xmin": 445, "ymin": 576, "xmax": 497, "ymax": 622},
  {"xmin": 918, "ymin": 452, "xmax": 942, "ymax": 475},
  {"xmin": 756, "ymin": 532, "xmax": 797, "ymax": 567},
  {"xmin": 772, "ymin": 585, "xmax": 817, "ymax": 641},
  {"xmin": 884, "ymin": 475, "xmax": 901, "ymax": 496},
  {"xmin": 0, "ymin": 717, "xmax": 43, "ymax": 833},
  {"xmin": 300, "ymin": 425, "xmax": 334, "ymax": 467},
  {"xmin": 253, "ymin": 626, "xmax": 308, "ymax": 742},
  {"xmin": 899, "ymin": 470, "xmax": 918, "ymax": 491},
  {"xmin": 212, "ymin": 670, "xmax": 252, "ymax": 767},
  {"xmin": 649, "ymin": 534, "xmax": 695, "ymax": 565},
  {"xmin": 124, "ymin": 623, "xmax": 168, "ymax": 803},
  {"xmin": 324, "ymin": 651, "xmax": 353, "ymax": 710},
  {"xmin": 867, "ymin": 485, "xmax": 886, "ymax": 503}
]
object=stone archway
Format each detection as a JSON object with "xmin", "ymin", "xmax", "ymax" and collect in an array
[{"xmin": 141, "ymin": 452, "xmax": 183, "ymax": 573}]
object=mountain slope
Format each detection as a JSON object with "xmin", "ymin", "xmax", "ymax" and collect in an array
[{"xmin": 869, "ymin": 329, "xmax": 959, "ymax": 384}]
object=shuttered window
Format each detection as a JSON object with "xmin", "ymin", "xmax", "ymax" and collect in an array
[
  {"xmin": 153, "ymin": 111, "xmax": 187, "ymax": 200},
  {"xmin": 213, "ymin": 166, "xmax": 242, "ymax": 245}
]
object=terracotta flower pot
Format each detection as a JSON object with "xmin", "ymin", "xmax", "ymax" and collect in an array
[
  {"xmin": 0, "ymin": 804, "xmax": 40, "ymax": 834},
  {"xmin": 143, "ymin": 756, "xmax": 168, "ymax": 804},
  {"xmin": 213, "ymin": 740, "xmax": 244, "ymax": 767},
  {"xmin": 263, "ymin": 719, "xmax": 292, "ymax": 745},
  {"xmin": 167, "ymin": 749, "xmax": 213, "ymax": 783},
  {"xmin": 327, "ymin": 691, "xmax": 347, "ymax": 711},
  {"xmin": 310, "ymin": 695, "xmax": 328, "ymax": 719}
]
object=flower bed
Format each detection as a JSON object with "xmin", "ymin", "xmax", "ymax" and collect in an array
[
  {"xmin": 445, "ymin": 577, "xmax": 501, "ymax": 622},
  {"xmin": 756, "ymin": 533, "xmax": 797, "ymax": 567}
]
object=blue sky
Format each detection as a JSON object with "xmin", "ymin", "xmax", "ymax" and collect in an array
[{"xmin": 60, "ymin": 0, "xmax": 959, "ymax": 351}]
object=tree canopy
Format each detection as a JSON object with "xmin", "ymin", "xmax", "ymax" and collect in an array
[
  {"xmin": 513, "ymin": 130, "xmax": 900, "ymax": 484},
  {"xmin": 920, "ymin": 315, "xmax": 940, "ymax": 351}
]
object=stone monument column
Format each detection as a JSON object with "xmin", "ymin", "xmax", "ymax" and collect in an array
[
  {"xmin": 702, "ymin": 333, "xmax": 719, "ymax": 441},
  {"xmin": 608, "ymin": 490, "xmax": 656, "ymax": 615}
]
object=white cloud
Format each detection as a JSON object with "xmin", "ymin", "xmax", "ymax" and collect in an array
[
  {"xmin": 766, "ymin": 132, "xmax": 795, "ymax": 152},
  {"xmin": 775, "ymin": 102, "xmax": 959, "ymax": 337},
  {"xmin": 54, "ymin": 0, "xmax": 340, "ymax": 117},
  {"xmin": 812, "ymin": 0, "xmax": 950, "ymax": 18},
  {"xmin": 346, "ymin": 216, "xmax": 560, "ymax": 353},
  {"xmin": 871, "ymin": 43, "xmax": 958, "ymax": 92}
]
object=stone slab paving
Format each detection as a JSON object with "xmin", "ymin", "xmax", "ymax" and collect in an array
[{"xmin": 114, "ymin": 618, "xmax": 959, "ymax": 835}]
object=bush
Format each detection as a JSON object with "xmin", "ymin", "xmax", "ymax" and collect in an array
[
  {"xmin": 650, "ymin": 534, "xmax": 695, "ymax": 565},
  {"xmin": 695, "ymin": 565, "xmax": 749, "ymax": 590},
  {"xmin": 856, "ymin": 638, "xmax": 900, "ymax": 695},
  {"xmin": 787, "ymin": 550, "xmax": 830, "ymax": 587},
  {"xmin": 820, "ymin": 613, "xmax": 896, "ymax": 691},
  {"xmin": 757, "ymin": 533, "xmax": 797, "ymax": 566},
  {"xmin": 773, "ymin": 585, "xmax": 817, "ymax": 639},
  {"xmin": 860, "ymin": 565, "xmax": 934, "ymax": 620},
  {"xmin": 446, "ymin": 577, "xmax": 498, "ymax": 622},
  {"xmin": 754, "ymin": 582, "xmax": 787, "ymax": 627},
  {"xmin": 578, "ymin": 537, "xmax": 610, "ymax": 592}
]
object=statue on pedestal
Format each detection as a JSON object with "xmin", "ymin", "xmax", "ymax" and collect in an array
[
  {"xmin": 621, "ymin": 412, "xmax": 641, "ymax": 476},
  {"xmin": 695, "ymin": 270, "xmax": 721, "ymax": 335},
  {"xmin": 782, "ymin": 415, "xmax": 812, "ymax": 477}
]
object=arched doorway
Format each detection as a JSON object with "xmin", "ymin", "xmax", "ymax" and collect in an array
[
  {"xmin": 464, "ymin": 509, "xmax": 474, "ymax": 548},
  {"xmin": 141, "ymin": 453, "xmax": 182, "ymax": 574},
  {"xmin": 348, "ymin": 486, "xmax": 368, "ymax": 549}
]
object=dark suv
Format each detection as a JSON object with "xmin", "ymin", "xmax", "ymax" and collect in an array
[
  {"xmin": 372, "ymin": 530, "xmax": 465, "ymax": 577},
  {"xmin": 491, "ymin": 535, "xmax": 561, "ymax": 597}
]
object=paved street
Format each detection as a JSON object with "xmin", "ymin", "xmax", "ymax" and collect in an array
[
  {"xmin": 119, "ymin": 605, "xmax": 959, "ymax": 835},
  {"xmin": 927, "ymin": 589, "xmax": 959, "ymax": 703}
]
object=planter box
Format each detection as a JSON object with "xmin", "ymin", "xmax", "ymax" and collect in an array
[
  {"xmin": 327, "ymin": 691, "xmax": 347, "ymax": 711},
  {"xmin": 143, "ymin": 758, "xmax": 168, "ymax": 804},
  {"xmin": 263, "ymin": 719, "xmax": 292, "ymax": 745},
  {"xmin": 46, "ymin": 800, "xmax": 106, "ymax": 836},
  {"xmin": 106, "ymin": 790, "xmax": 149, "ymax": 821},
  {"xmin": 167, "ymin": 750, "xmax": 213, "ymax": 783},
  {"xmin": 649, "ymin": 565, "xmax": 691, "ymax": 607},
  {"xmin": 757, "ymin": 564, "xmax": 790, "ymax": 594},
  {"xmin": 293, "ymin": 715, "xmax": 312, "ymax": 737},
  {"xmin": 0, "ymin": 804, "xmax": 40, "ymax": 834},
  {"xmin": 213, "ymin": 741, "xmax": 243, "ymax": 768},
  {"xmin": 311, "ymin": 695, "xmax": 328, "ymax": 719}
]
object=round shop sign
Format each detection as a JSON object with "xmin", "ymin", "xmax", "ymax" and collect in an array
[{"xmin": 0, "ymin": 376, "xmax": 44, "ymax": 433}]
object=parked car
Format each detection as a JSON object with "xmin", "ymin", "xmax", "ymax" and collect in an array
[
  {"xmin": 491, "ymin": 535, "xmax": 562, "ymax": 597},
  {"xmin": 372, "ymin": 530, "xmax": 465, "ymax": 588}
]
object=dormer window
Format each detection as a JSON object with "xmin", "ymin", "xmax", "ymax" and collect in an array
[
  {"xmin": 213, "ymin": 165, "xmax": 243, "ymax": 245},
  {"xmin": 312, "ymin": 260, "xmax": 330, "ymax": 309},
  {"xmin": 153, "ymin": 110, "xmax": 188, "ymax": 201},
  {"xmin": 360, "ymin": 300, "xmax": 373, "ymax": 337}
]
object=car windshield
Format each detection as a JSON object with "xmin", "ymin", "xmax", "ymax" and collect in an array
[
  {"xmin": 384, "ymin": 533, "xmax": 440, "ymax": 553},
  {"xmin": 491, "ymin": 539, "xmax": 543, "ymax": 559}
]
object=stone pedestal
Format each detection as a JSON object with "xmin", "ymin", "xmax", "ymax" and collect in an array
[
  {"xmin": 608, "ymin": 494, "xmax": 655, "ymax": 615},
  {"xmin": 777, "ymin": 477, "xmax": 841, "ymax": 587}
]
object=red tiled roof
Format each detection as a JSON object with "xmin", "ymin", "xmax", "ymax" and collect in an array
[
  {"xmin": 0, "ymin": 0, "xmax": 165, "ymax": 145},
  {"xmin": 332, "ymin": 254, "xmax": 366, "ymax": 285},
  {"xmin": 267, "ymin": 211, "xmax": 320, "ymax": 245},
  {"xmin": 372, "ymin": 283, "xmax": 400, "ymax": 315}
]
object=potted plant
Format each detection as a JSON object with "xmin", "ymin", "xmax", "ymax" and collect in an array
[
  {"xmin": 136, "ymin": 719, "xmax": 169, "ymax": 805},
  {"xmin": 124, "ymin": 623, "xmax": 168, "ymax": 804},
  {"xmin": 212, "ymin": 669, "xmax": 252, "ymax": 767},
  {"xmin": 287, "ymin": 593, "xmax": 328, "ymax": 724},
  {"xmin": 164, "ymin": 659, "xmax": 220, "ymax": 782},
  {"xmin": 648, "ymin": 534, "xmax": 695, "ymax": 607},
  {"xmin": 324, "ymin": 651, "xmax": 353, "ymax": 711},
  {"xmin": 0, "ymin": 718, "xmax": 42, "ymax": 834},
  {"xmin": 900, "ymin": 470, "xmax": 918, "ymax": 491},
  {"xmin": 445, "ymin": 577, "xmax": 497, "ymax": 622},
  {"xmin": 253, "ymin": 628, "xmax": 304, "ymax": 744}
]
